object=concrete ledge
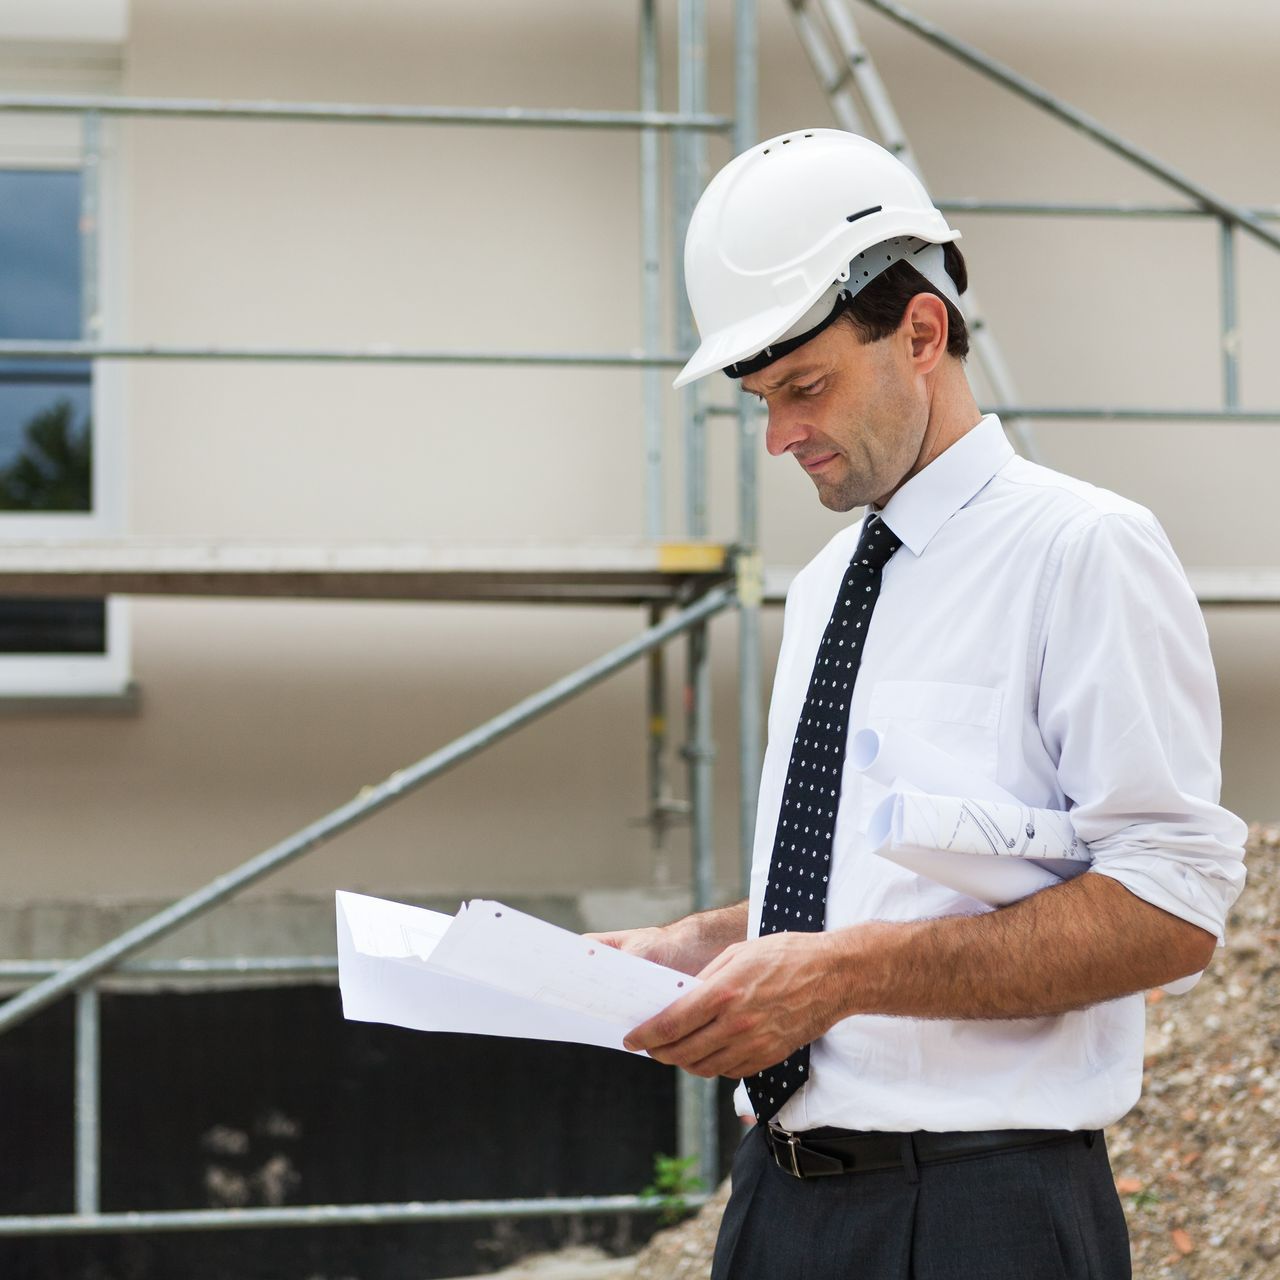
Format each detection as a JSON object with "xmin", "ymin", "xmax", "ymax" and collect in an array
[
  {"xmin": 0, "ymin": 681, "xmax": 140, "ymax": 716},
  {"xmin": 0, "ymin": 885, "xmax": 707, "ymax": 989}
]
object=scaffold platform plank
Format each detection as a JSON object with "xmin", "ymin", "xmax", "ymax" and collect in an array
[
  {"xmin": 763, "ymin": 566, "xmax": 1280, "ymax": 607},
  {"xmin": 0, "ymin": 540, "xmax": 731, "ymax": 605}
]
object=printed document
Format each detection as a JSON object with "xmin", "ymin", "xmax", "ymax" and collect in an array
[{"xmin": 336, "ymin": 891, "xmax": 697, "ymax": 1053}]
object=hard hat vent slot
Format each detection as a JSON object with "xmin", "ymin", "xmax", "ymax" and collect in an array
[{"xmin": 846, "ymin": 205, "xmax": 883, "ymax": 223}]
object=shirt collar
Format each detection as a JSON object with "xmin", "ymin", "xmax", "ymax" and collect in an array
[{"xmin": 875, "ymin": 414, "xmax": 1014, "ymax": 557}]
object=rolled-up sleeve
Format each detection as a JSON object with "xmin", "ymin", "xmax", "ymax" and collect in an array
[{"xmin": 1036, "ymin": 511, "xmax": 1247, "ymax": 948}]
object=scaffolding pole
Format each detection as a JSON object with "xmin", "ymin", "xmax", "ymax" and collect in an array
[
  {"xmin": 74, "ymin": 986, "xmax": 100, "ymax": 1216},
  {"xmin": 679, "ymin": 616, "xmax": 718, "ymax": 1191},
  {"xmin": 936, "ymin": 199, "xmax": 1280, "ymax": 220},
  {"xmin": 0, "ymin": 1194, "xmax": 709, "ymax": 1239},
  {"xmin": 671, "ymin": 0, "xmax": 717, "ymax": 1189},
  {"xmin": 0, "ymin": 340, "xmax": 685, "ymax": 369},
  {"xmin": 1219, "ymin": 220, "xmax": 1240, "ymax": 410},
  {"xmin": 854, "ymin": 0, "xmax": 1280, "ymax": 255},
  {"xmin": 733, "ymin": 0, "xmax": 764, "ymax": 899},
  {"xmin": 0, "ymin": 92, "xmax": 730, "ymax": 133},
  {"xmin": 1, "ymin": 957, "xmax": 338, "ymax": 982},
  {"xmin": 640, "ymin": 0, "xmax": 665, "ymax": 539},
  {"xmin": 676, "ymin": 0, "xmax": 709, "ymax": 539},
  {"xmin": 980, "ymin": 406, "xmax": 1280, "ymax": 423}
]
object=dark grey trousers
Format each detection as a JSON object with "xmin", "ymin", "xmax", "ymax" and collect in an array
[{"xmin": 711, "ymin": 1125, "xmax": 1131, "ymax": 1280}]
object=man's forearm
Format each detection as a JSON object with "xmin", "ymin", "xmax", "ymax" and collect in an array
[
  {"xmin": 828, "ymin": 871, "xmax": 1216, "ymax": 1022},
  {"xmin": 668, "ymin": 899, "xmax": 749, "ymax": 973},
  {"xmin": 625, "ymin": 873, "xmax": 1217, "ymax": 1079}
]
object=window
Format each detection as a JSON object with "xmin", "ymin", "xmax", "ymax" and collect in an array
[{"xmin": 0, "ymin": 38, "xmax": 129, "ymax": 699}]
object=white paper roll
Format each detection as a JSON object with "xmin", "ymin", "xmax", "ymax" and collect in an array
[{"xmin": 867, "ymin": 791, "xmax": 1089, "ymax": 906}]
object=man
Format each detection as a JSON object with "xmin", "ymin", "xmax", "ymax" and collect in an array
[{"xmin": 596, "ymin": 130, "xmax": 1247, "ymax": 1278}]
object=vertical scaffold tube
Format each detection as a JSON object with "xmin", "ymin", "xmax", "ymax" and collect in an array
[
  {"xmin": 1219, "ymin": 219, "xmax": 1240, "ymax": 410},
  {"xmin": 679, "ymin": 619, "xmax": 718, "ymax": 1190},
  {"xmin": 640, "ymin": 0, "xmax": 664, "ymax": 538},
  {"xmin": 676, "ymin": 0, "xmax": 708, "ymax": 538},
  {"xmin": 75, "ymin": 986, "xmax": 101, "ymax": 1215},
  {"xmin": 734, "ymin": 0, "xmax": 763, "ymax": 898},
  {"xmin": 646, "ymin": 602, "xmax": 670, "ymax": 863},
  {"xmin": 80, "ymin": 112, "xmax": 102, "ymax": 342}
]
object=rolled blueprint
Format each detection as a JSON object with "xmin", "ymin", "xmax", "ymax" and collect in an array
[{"xmin": 867, "ymin": 791, "xmax": 1090, "ymax": 906}]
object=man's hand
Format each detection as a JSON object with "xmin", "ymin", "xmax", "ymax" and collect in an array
[
  {"xmin": 587, "ymin": 924, "xmax": 696, "ymax": 974},
  {"xmin": 622, "ymin": 931, "xmax": 842, "ymax": 1079},
  {"xmin": 588, "ymin": 899, "xmax": 749, "ymax": 979}
]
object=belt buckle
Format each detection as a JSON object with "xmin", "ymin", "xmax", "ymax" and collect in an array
[{"xmin": 768, "ymin": 1123, "xmax": 804, "ymax": 1178}]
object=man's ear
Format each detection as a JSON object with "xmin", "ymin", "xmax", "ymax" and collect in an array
[{"xmin": 904, "ymin": 292, "xmax": 949, "ymax": 376}]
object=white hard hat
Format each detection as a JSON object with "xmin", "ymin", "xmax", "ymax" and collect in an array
[{"xmin": 673, "ymin": 128, "xmax": 961, "ymax": 389}]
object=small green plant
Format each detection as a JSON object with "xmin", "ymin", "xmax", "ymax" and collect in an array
[
  {"xmin": 1130, "ymin": 1189, "xmax": 1162, "ymax": 1212},
  {"xmin": 642, "ymin": 1153, "xmax": 706, "ymax": 1225}
]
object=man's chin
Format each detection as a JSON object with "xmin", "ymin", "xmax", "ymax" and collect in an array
[{"xmin": 813, "ymin": 477, "xmax": 864, "ymax": 513}]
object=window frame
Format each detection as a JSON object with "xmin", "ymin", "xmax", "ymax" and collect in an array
[{"xmin": 0, "ymin": 40, "xmax": 130, "ymax": 698}]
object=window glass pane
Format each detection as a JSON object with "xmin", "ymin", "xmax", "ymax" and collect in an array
[
  {"xmin": 0, "ymin": 169, "xmax": 92, "ymax": 511},
  {"xmin": 0, "ymin": 597, "xmax": 105, "ymax": 654},
  {"xmin": 0, "ymin": 168, "xmax": 104, "ymax": 656}
]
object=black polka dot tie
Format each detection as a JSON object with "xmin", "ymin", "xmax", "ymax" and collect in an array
[{"xmin": 745, "ymin": 513, "xmax": 902, "ymax": 1124}]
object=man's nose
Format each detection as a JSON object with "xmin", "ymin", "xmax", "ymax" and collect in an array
[{"xmin": 764, "ymin": 406, "xmax": 809, "ymax": 457}]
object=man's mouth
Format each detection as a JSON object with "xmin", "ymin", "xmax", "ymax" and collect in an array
[{"xmin": 800, "ymin": 452, "xmax": 837, "ymax": 473}]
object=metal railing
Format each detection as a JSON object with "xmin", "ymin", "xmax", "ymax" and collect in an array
[
  {"xmin": 0, "ymin": 583, "xmax": 736, "ymax": 1232},
  {"xmin": 0, "ymin": 1194, "xmax": 712, "ymax": 1240},
  {"xmin": 0, "ymin": 0, "xmax": 762, "ymax": 1240},
  {"xmin": 840, "ymin": 0, "xmax": 1280, "ymax": 420}
]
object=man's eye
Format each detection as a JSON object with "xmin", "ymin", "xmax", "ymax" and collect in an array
[{"xmin": 796, "ymin": 381, "xmax": 823, "ymax": 396}]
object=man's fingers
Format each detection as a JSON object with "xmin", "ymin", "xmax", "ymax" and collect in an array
[
  {"xmin": 623, "ymin": 1002, "xmax": 701, "ymax": 1053},
  {"xmin": 642, "ymin": 1016, "xmax": 743, "ymax": 1075},
  {"xmin": 624, "ymin": 983, "xmax": 726, "ymax": 1053},
  {"xmin": 685, "ymin": 1044, "xmax": 751, "ymax": 1080},
  {"xmin": 694, "ymin": 946, "xmax": 737, "ymax": 981}
]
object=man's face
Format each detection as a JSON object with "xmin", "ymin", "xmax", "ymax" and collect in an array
[{"xmin": 741, "ymin": 314, "xmax": 928, "ymax": 511}]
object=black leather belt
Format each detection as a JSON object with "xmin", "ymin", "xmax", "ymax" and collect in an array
[{"xmin": 765, "ymin": 1123, "xmax": 1092, "ymax": 1179}]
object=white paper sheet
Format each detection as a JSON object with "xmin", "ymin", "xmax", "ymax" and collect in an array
[
  {"xmin": 336, "ymin": 891, "xmax": 698, "ymax": 1053},
  {"xmin": 867, "ymin": 791, "xmax": 1090, "ymax": 905}
]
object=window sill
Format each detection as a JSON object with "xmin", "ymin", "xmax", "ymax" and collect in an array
[{"xmin": 0, "ymin": 679, "xmax": 139, "ymax": 716}]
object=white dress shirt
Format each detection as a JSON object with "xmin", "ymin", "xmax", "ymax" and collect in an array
[{"xmin": 737, "ymin": 414, "xmax": 1248, "ymax": 1133}]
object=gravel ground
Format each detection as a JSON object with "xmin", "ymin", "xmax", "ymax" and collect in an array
[
  {"xmin": 1109, "ymin": 824, "xmax": 1280, "ymax": 1278},
  {"xmin": 623, "ymin": 823, "xmax": 1280, "ymax": 1280}
]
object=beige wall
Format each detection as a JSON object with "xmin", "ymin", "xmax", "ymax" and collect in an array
[{"xmin": 3, "ymin": 0, "xmax": 1278, "ymax": 954}]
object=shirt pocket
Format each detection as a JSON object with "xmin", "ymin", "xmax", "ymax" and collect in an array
[
  {"xmin": 837, "ymin": 681, "xmax": 1006, "ymax": 926},
  {"xmin": 851, "ymin": 680, "xmax": 1004, "ymax": 845},
  {"xmin": 865, "ymin": 679, "xmax": 1004, "ymax": 784}
]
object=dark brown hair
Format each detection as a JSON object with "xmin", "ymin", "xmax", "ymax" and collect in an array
[{"xmin": 840, "ymin": 241, "xmax": 969, "ymax": 360}]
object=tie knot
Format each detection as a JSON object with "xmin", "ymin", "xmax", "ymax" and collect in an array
[{"xmin": 852, "ymin": 514, "xmax": 902, "ymax": 572}]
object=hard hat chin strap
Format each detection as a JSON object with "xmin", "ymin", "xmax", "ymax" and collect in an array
[{"xmin": 725, "ymin": 239, "xmax": 960, "ymax": 380}]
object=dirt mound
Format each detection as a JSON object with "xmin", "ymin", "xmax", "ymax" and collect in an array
[{"xmin": 628, "ymin": 824, "xmax": 1280, "ymax": 1279}]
